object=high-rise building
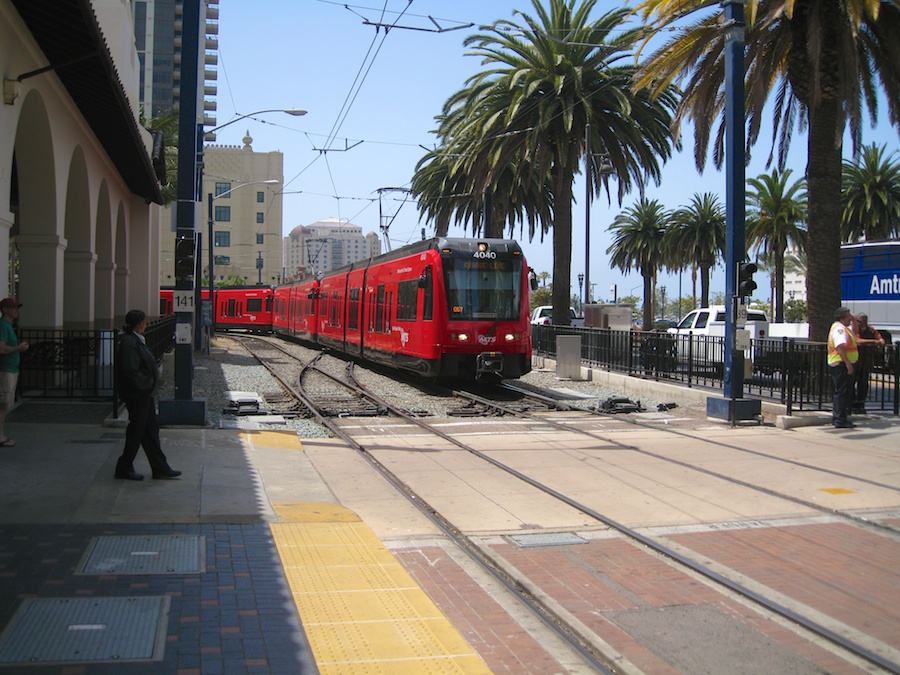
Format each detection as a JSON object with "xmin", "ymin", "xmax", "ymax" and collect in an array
[
  {"xmin": 133, "ymin": 0, "xmax": 219, "ymax": 123},
  {"xmin": 283, "ymin": 219, "xmax": 381, "ymax": 281},
  {"xmin": 160, "ymin": 133, "xmax": 284, "ymax": 287}
]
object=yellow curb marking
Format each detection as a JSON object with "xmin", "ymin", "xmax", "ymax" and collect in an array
[
  {"xmin": 240, "ymin": 430, "xmax": 304, "ymax": 451},
  {"xmin": 820, "ymin": 487, "xmax": 856, "ymax": 495}
]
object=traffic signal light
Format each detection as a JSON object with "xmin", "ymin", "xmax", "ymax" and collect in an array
[
  {"xmin": 737, "ymin": 262, "xmax": 758, "ymax": 297},
  {"xmin": 175, "ymin": 236, "xmax": 196, "ymax": 282}
]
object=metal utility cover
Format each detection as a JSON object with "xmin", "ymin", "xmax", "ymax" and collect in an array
[
  {"xmin": 0, "ymin": 596, "xmax": 168, "ymax": 665},
  {"xmin": 77, "ymin": 535, "xmax": 204, "ymax": 575},
  {"xmin": 507, "ymin": 532, "xmax": 587, "ymax": 548}
]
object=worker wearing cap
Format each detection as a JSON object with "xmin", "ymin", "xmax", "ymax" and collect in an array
[{"xmin": 0, "ymin": 298, "xmax": 29, "ymax": 446}]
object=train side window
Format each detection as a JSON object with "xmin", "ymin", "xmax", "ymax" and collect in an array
[
  {"xmin": 265, "ymin": 296, "xmax": 272, "ymax": 312},
  {"xmin": 396, "ymin": 280, "xmax": 417, "ymax": 322},
  {"xmin": 247, "ymin": 298, "xmax": 262, "ymax": 313},
  {"xmin": 385, "ymin": 291, "xmax": 393, "ymax": 333},
  {"xmin": 330, "ymin": 291, "xmax": 339, "ymax": 326},
  {"xmin": 367, "ymin": 291, "xmax": 376, "ymax": 332},
  {"xmin": 422, "ymin": 267, "xmax": 433, "ymax": 321},
  {"xmin": 348, "ymin": 288, "xmax": 360, "ymax": 330},
  {"xmin": 227, "ymin": 298, "xmax": 236, "ymax": 317},
  {"xmin": 375, "ymin": 285, "xmax": 385, "ymax": 333}
]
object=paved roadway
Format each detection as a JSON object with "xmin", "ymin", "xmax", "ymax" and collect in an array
[{"xmin": 0, "ymin": 393, "xmax": 898, "ymax": 673}]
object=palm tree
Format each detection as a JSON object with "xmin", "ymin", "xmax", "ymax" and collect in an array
[
  {"xmin": 635, "ymin": 0, "xmax": 900, "ymax": 340},
  {"xmin": 607, "ymin": 198, "xmax": 671, "ymax": 330},
  {"xmin": 412, "ymin": 139, "xmax": 553, "ymax": 243},
  {"xmin": 413, "ymin": 0, "xmax": 677, "ymax": 326},
  {"xmin": 746, "ymin": 169, "xmax": 808, "ymax": 322},
  {"xmin": 141, "ymin": 107, "xmax": 179, "ymax": 205},
  {"xmin": 665, "ymin": 193, "xmax": 726, "ymax": 308},
  {"xmin": 841, "ymin": 143, "xmax": 900, "ymax": 242}
]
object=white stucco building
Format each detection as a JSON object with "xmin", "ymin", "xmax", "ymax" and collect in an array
[{"xmin": 2, "ymin": 0, "xmax": 164, "ymax": 329}]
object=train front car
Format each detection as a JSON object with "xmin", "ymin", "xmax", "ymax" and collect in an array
[{"xmin": 433, "ymin": 238, "xmax": 532, "ymax": 381}]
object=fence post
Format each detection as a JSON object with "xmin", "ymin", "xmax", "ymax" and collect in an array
[
  {"xmin": 785, "ymin": 338, "xmax": 794, "ymax": 416},
  {"xmin": 890, "ymin": 345, "xmax": 900, "ymax": 415}
]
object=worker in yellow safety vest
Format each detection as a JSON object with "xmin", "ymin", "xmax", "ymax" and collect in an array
[{"xmin": 827, "ymin": 307, "xmax": 858, "ymax": 428}]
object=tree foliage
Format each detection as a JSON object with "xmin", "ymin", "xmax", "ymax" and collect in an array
[
  {"xmin": 635, "ymin": 0, "xmax": 900, "ymax": 340},
  {"xmin": 412, "ymin": 0, "xmax": 677, "ymax": 326}
]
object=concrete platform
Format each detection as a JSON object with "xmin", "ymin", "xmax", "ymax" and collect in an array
[{"xmin": 1, "ymin": 401, "xmax": 899, "ymax": 673}]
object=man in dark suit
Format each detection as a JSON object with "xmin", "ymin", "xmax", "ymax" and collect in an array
[{"xmin": 114, "ymin": 309, "xmax": 181, "ymax": 481}]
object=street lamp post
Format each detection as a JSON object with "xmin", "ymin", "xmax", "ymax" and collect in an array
[
  {"xmin": 163, "ymin": 103, "xmax": 303, "ymax": 426},
  {"xmin": 577, "ymin": 273, "xmax": 584, "ymax": 311},
  {"xmin": 204, "ymin": 108, "xmax": 307, "ymax": 138}
]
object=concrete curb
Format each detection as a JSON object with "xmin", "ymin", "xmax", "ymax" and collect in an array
[{"xmin": 775, "ymin": 411, "xmax": 832, "ymax": 430}]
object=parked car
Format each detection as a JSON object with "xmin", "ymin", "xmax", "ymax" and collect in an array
[{"xmin": 530, "ymin": 305, "xmax": 584, "ymax": 326}]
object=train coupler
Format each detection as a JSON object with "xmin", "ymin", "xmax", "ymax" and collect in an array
[{"xmin": 476, "ymin": 351, "xmax": 504, "ymax": 378}]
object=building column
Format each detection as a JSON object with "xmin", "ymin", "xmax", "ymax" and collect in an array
[
  {"xmin": 15, "ymin": 232, "xmax": 66, "ymax": 329},
  {"xmin": 94, "ymin": 260, "xmax": 117, "ymax": 329},
  {"xmin": 0, "ymin": 211, "xmax": 12, "ymax": 298},
  {"xmin": 127, "ymin": 197, "xmax": 155, "ymax": 315},
  {"xmin": 114, "ymin": 267, "xmax": 129, "ymax": 327},
  {"xmin": 63, "ymin": 249, "xmax": 97, "ymax": 330}
]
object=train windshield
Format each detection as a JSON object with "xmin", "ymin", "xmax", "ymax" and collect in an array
[{"xmin": 443, "ymin": 258, "xmax": 522, "ymax": 321}]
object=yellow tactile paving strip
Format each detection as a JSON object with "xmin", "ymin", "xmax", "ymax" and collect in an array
[
  {"xmin": 270, "ymin": 501, "xmax": 491, "ymax": 674},
  {"xmin": 240, "ymin": 429, "xmax": 304, "ymax": 451}
]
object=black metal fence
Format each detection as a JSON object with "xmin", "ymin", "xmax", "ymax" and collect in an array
[
  {"xmin": 17, "ymin": 316, "xmax": 176, "ymax": 413},
  {"xmin": 532, "ymin": 325, "xmax": 899, "ymax": 415}
]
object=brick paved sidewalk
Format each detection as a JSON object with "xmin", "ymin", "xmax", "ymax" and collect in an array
[{"xmin": 0, "ymin": 523, "xmax": 316, "ymax": 674}]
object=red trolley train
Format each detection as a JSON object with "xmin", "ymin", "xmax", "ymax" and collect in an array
[
  {"xmin": 273, "ymin": 237, "xmax": 534, "ymax": 380},
  {"xmin": 160, "ymin": 286, "xmax": 273, "ymax": 333}
]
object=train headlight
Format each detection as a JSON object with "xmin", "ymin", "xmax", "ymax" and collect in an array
[
  {"xmin": 452, "ymin": 332, "xmax": 470, "ymax": 342},
  {"xmin": 504, "ymin": 333, "xmax": 517, "ymax": 342}
]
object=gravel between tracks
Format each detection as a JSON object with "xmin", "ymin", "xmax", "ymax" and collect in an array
[{"xmin": 158, "ymin": 335, "xmax": 708, "ymax": 435}]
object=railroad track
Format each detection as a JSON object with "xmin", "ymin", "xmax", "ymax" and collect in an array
[{"xmin": 237, "ymin": 335, "xmax": 900, "ymax": 672}]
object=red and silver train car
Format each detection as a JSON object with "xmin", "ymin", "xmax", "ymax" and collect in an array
[
  {"xmin": 273, "ymin": 237, "xmax": 533, "ymax": 380},
  {"xmin": 161, "ymin": 286, "xmax": 273, "ymax": 333}
]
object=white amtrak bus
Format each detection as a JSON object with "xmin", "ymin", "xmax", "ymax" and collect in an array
[{"xmin": 841, "ymin": 241, "xmax": 899, "ymax": 340}]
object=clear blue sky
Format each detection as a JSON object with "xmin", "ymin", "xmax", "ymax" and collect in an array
[{"xmin": 212, "ymin": 0, "xmax": 898, "ymax": 308}]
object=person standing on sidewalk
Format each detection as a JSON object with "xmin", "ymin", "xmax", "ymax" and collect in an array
[
  {"xmin": 0, "ymin": 298, "xmax": 28, "ymax": 447},
  {"xmin": 851, "ymin": 313, "xmax": 885, "ymax": 413},
  {"xmin": 827, "ymin": 307, "xmax": 859, "ymax": 428},
  {"xmin": 114, "ymin": 309, "xmax": 181, "ymax": 481}
]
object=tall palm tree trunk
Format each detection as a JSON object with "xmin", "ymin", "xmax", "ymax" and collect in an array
[
  {"xmin": 806, "ymin": 98, "xmax": 843, "ymax": 341},
  {"xmin": 699, "ymin": 263, "xmax": 711, "ymax": 307},
  {"xmin": 551, "ymin": 171, "xmax": 574, "ymax": 325},
  {"xmin": 643, "ymin": 269, "xmax": 654, "ymax": 330},
  {"xmin": 774, "ymin": 248, "xmax": 786, "ymax": 322}
]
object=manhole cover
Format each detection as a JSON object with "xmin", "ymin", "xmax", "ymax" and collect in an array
[
  {"xmin": 77, "ymin": 535, "xmax": 204, "ymax": 575},
  {"xmin": 506, "ymin": 532, "xmax": 587, "ymax": 548},
  {"xmin": 0, "ymin": 596, "xmax": 168, "ymax": 664}
]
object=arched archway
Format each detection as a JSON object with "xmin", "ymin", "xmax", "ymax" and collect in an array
[
  {"xmin": 11, "ymin": 90, "xmax": 60, "ymax": 329},
  {"xmin": 114, "ymin": 201, "xmax": 128, "ymax": 325},
  {"xmin": 94, "ymin": 181, "xmax": 115, "ymax": 328},
  {"xmin": 62, "ymin": 146, "xmax": 94, "ymax": 329}
]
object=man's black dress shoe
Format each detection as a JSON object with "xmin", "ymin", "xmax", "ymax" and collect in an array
[
  {"xmin": 152, "ymin": 469, "xmax": 182, "ymax": 479},
  {"xmin": 833, "ymin": 421, "xmax": 856, "ymax": 428},
  {"xmin": 115, "ymin": 471, "xmax": 144, "ymax": 481}
]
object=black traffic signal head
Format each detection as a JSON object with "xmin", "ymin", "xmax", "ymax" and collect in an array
[
  {"xmin": 738, "ymin": 261, "xmax": 758, "ymax": 297},
  {"xmin": 174, "ymin": 236, "xmax": 196, "ymax": 282}
]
